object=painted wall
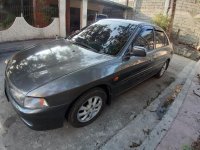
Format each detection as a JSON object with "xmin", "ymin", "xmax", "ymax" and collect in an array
[{"xmin": 0, "ymin": 17, "xmax": 59, "ymax": 43}]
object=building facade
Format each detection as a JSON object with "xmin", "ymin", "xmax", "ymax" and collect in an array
[{"xmin": 0, "ymin": 0, "xmax": 133, "ymax": 42}]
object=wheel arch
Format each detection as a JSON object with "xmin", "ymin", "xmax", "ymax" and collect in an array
[{"xmin": 65, "ymin": 84, "xmax": 112, "ymax": 118}]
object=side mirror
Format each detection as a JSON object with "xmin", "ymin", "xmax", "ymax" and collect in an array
[{"xmin": 131, "ymin": 46, "xmax": 147, "ymax": 57}]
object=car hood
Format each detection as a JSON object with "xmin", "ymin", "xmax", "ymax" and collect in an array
[{"xmin": 6, "ymin": 39, "xmax": 113, "ymax": 93}]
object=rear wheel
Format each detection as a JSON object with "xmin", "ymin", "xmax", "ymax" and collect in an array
[
  {"xmin": 155, "ymin": 61, "xmax": 168, "ymax": 78},
  {"xmin": 68, "ymin": 88, "xmax": 107, "ymax": 127}
]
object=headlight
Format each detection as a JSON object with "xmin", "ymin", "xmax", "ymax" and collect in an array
[
  {"xmin": 10, "ymin": 88, "xmax": 25, "ymax": 105},
  {"xmin": 24, "ymin": 97, "xmax": 48, "ymax": 109},
  {"xmin": 5, "ymin": 59, "xmax": 9, "ymax": 65}
]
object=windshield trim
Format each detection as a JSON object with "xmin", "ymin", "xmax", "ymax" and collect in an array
[{"xmin": 118, "ymin": 25, "xmax": 141, "ymax": 57}]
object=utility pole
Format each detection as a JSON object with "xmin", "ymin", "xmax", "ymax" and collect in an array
[
  {"xmin": 20, "ymin": 0, "xmax": 24, "ymax": 17},
  {"xmin": 124, "ymin": 0, "xmax": 129, "ymax": 19},
  {"xmin": 126, "ymin": 0, "xmax": 129, "ymax": 7},
  {"xmin": 168, "ymin": 0, "xmax": 177, "ymax": 40}
]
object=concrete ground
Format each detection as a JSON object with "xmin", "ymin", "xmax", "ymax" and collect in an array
[
  {"xmin": 0, "ymin": 52, "xmax": 194, "ymax": 150},
  {"xmin": 101, "ymin": 56, "xmax": 197, "ymax": 150},
  {"xmin": 156, "ymin": 62, "xmax": 200, "ymax": 150}
]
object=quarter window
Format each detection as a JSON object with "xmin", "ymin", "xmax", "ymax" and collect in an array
[
  {"xmin": 134, "ymin": 29, "xmax": 154, "ymax": 51},
  {"xmin": 155, "ymin": 31, "xmax": 169, "ymax": 48}
]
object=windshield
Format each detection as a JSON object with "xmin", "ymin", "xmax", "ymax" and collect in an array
[{"xmin": 70, "ymin": 20, "xmax": 137, "ymax": 56}]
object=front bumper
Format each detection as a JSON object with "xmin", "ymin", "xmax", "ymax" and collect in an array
[{"xmin": 4, "ymin": 80, "xmax": 69, "ymax": 131}]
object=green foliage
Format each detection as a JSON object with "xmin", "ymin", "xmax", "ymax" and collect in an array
[
  {"xmin": 1, "ymin": 14, "xmax": 15, "ymax": 28},
  {"xmin": 152, "ymin": 13, "xmax": 170, "ymax": 31},
  {"xmin": 42, "ymin": 6, "xmax": 57, "ymax": 23},
  {"xmin": 182, "ymin": 145, "xmax": 192, "ymax": 150}
]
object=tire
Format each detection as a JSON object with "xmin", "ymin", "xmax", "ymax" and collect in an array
[
  {"xmin": 68, "ymin": 88, "xmax": 107, "ymax": 128},
  {"xmin": 155, "ymin": 61, "xmax": 168, "ymax": 78}
]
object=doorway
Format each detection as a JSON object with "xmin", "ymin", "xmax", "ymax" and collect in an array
[{"xmin": 70, "ymin": 7, "xmax": 80, "ymax": 33}]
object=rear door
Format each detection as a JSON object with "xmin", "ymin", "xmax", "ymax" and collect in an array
[{"xmin": 152, "ymin": 30, "xmax": 170, "ymax": 72}]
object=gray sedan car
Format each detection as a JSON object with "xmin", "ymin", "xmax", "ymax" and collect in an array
[{"xmin": 4, "ymin": 19, "xmax": 173, "ymax": 130}]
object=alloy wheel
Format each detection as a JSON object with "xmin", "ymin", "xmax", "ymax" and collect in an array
[
  {"xmin": 160, "ymin": 62, "xmax": 167, "ymax": 76},
  {"xmin": 77, "ymin": 96, "xmax": 103, "ymax": 123}
]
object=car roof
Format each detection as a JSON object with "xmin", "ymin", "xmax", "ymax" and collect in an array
[{"xmin": 103, "ymin": 19, "xmax": 164, "ymax": 31}]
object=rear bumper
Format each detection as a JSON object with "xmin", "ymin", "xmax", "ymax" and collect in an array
[{"xmin": 4, "ymin": 80, "xmax": 69, "ymax": 131}]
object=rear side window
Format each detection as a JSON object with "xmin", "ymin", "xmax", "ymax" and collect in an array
[
  {"xmin": 155, "ymin": 31, "xmax": 169, "ymax": 48},
  {"xmin": 134, "ymin": 29, "xmax": 154, "ymax": 51}
]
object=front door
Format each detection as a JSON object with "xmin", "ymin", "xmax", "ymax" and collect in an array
[{"xmin": 116, "ymin": 27, "xmax": 155, "ymax": 93}]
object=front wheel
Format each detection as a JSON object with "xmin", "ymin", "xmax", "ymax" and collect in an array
[
  {"xmin": 68, "ymin": 88, "xmax": 107, "ymax": 127},
  {"xmin": 155, "ymin": 61, "xmax": 168, "ymax": 78}
]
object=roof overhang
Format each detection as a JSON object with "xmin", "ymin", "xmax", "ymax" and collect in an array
[{"xmin": 89, "ymin": 0, "xmax": 133, "ymax": 9}]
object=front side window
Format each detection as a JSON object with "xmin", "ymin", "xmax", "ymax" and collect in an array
[
  {"xmin": 155, "ymin": 31, "xmax": 169, "ymax": 48},
  {"xmin": 70, "ymin": 20, "xmax": 137, "ymax": 56},
  {"xmin": 134, "ymin": 29, "xmax": 154, "ymax": 51}
]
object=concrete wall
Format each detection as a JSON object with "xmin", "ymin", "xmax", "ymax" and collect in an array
[
  {"xmin": 134, "ymin": 0, "xmax": 200, "ymax": 47},
  {"xmin": 0, "ymin": 17, "xmax": 59, "ymax": 43},
  {"xmin": 173, "ymin": 0, "xmax": 200, "ymax": 46},
  {"xmin": 134, "ymin": 0, "xmax": 165, "ymax": 22}
]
